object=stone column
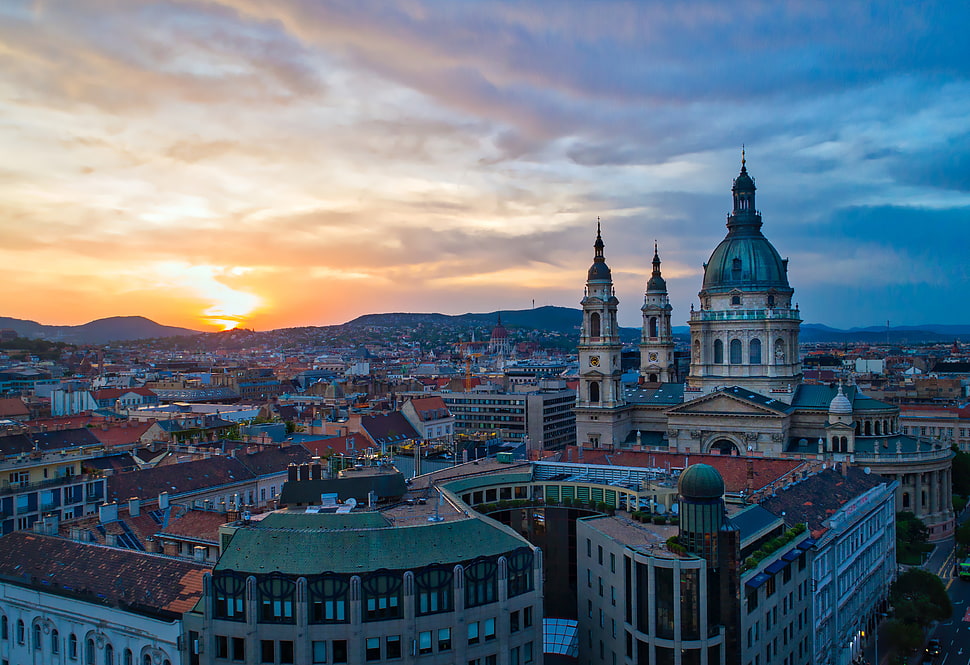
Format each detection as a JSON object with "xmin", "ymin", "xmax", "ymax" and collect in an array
[{"xmin": 915, "ymin": 472, "xmax": 923, "ymax": 515}]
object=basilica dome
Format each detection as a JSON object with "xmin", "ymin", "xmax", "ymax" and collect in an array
[{"xmin": 701, "ymin": 162, "xmax": 791, "ymax": 294}]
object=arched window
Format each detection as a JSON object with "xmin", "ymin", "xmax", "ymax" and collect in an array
[
  {"xmin": 213, "ymin": 571, "xmax": 247, "ymax": 621},
  {"xmin": 875, "ymin": 421, "xmax": 881, "ymax": 436},
  {"xmin": 257, "ymin": 572, "xmax": 297, "ymax": 623},
  {"xmin": 51, "ymin": 629, "xmax": 60, "ymax": 654},
  {"xmin": 464, "ymin": 557, "xmax": 498, "ymax": 608},
  {"xmin": 713, "ymin": 340, "xmax": 724, "ymax": 364},
  {"xmin": 307, "ymin": 573, "xmax": 351, "ymax": 624},
  {"xmin": 749, "ymin": 339, "xmax": 762, "ymax": 364},
  {"xmin": 767, "ymin": 294, "xmax": 775, "ymax": 307},
  {"xmin": 865, "ymin": 421, "xmax": 872, "ymax": 436},
  {"xmin": 16, "ymin": 619, "xmax": 24, "ymax": 644},
  {"xmin": 731, "ymin": 295, "xmax": 741, "ymax": 306},
  {"xmin": 730, "ymin": 339, "xmax": 742, "ymax": 364},
  {"xmin": 1, "ymin": 614, "xmax": 7, "ymax": 640},
  {"xmin": 589, "ymin": 382, "xmax": 600, "ymax": 403},
  {"xmin": 361, "ymin": 571, "xmax": 403, "ymax": 622},
  {"xmin": 86, "ymin": 637, "xmax": 96, "ymax": 665},
  {"xmin": 123, "ymin": 649, "xmax": 133, "ymax": 665},
  {"xmin": 589, "ymin": 312, "xmax": 601, "ymax": 338},
  {"xmin": 649, "ymin": 374, "xmax": 658, "ymax": 383},
  {"xmin": 143, "ymin": 655, "xmax": 151, "ymax": 665},
  {"xmin": 507, "ymin": 548, "xmax": 535, "ymax": 598},
  {"xmin": 774, "ymin": 338, "xmax": 786, "ymax": 364},
  {"xmin": 70, "ymin": 634, "xmax": 78, "ymax": 658},
  {"xmin": 903, "ymin": 492, "xmax": 910, "ymax": 508},
  {"xmin": 33, "ymin": 622, "xmax": 41, "ymax": 650},
  {"xmin": 105, "ymin": 643, "xmax": 114, "ymax": 665},
  {"xmin": 415, "ymin": 564, "xmax": 454, "ymax": 616},
  {"xmin": 648, "ymin": 317, "xmax": 658, "ymax": 338}
]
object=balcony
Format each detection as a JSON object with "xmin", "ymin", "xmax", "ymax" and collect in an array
[
  {"xmin": 689, "ymin": 308, "xmax": 801, "ymax": 323},
  {"xmin": 0, "ymin": 473, "xmax": 97, "ymax": 497}
]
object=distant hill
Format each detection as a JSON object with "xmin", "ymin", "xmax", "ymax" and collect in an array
[
  {"xmin": 0, "ymin": 316, "xmax": 200, "ymax": 344},
  {"xmin": 346, "ymin": 306, "xmax": 586, "ymax": 335},
  {"xmin": 800, "ymin": 323, "xmax": 970, "ymax": 344}
]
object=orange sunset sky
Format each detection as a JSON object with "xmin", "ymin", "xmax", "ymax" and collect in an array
[{"xmin": 2, "ymin": 2, "xmax": 967, "ymax": 332}]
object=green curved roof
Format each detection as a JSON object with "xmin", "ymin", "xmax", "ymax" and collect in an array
[{"xmin": 678, "ymin": 463, "xmax": 725, "ymax": 499}]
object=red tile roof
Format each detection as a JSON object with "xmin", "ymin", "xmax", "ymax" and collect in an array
[
  {"xmin": 0, "ymin": 532, "xmax": 208, "ymax": 619},
  {"xmin": 562, "ymin": 447, "xmax": 806, "ymax": 493},
  {"xmin": 0, "ymin": 397, "xmax": 28, "ymax": 418},
  {"xmin": 91, "ymin": 421, "xmax": 154, "ymax": 448}
]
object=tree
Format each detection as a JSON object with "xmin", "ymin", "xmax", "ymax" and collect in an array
[
  {"xmin": 952, "ymin": 446, "xmax": 970, "ymax": 496},
  {"xmin": 891, "ymin": 569, "xmax": 952, "ymax": 626},
  {"xmin": 884, "ymin": 619, "xmax": 922, "ymax": 655}
]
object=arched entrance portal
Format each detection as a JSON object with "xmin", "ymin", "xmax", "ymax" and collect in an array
[{"xmin": 711, "ymin": 439, "xmax": 740, "ymax": 455}]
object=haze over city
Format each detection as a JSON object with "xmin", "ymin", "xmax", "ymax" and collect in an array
[{"xmin": 1, "ymin": 1, "xmax": 967, "ymax": 332}]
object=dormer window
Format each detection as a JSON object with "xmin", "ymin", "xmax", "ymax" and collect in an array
[
  {"xmin": 732, "ymin": 257, "xmax": 742, "ymax": 272},
  {"xmin": 731, "ymin": 295, "xmax": 741, "ymax": 306},
  {"xmin": 767, "ymin": 294, "xmax": 775, "ymax": 308}
]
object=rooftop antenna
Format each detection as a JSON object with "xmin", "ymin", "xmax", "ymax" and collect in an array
[{"xmin": 428, "ymin": 486, "xmax": 444, "ymax": 522}]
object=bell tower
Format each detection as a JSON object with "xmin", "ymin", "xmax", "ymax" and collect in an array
[
  {"xmin": 640, "ymin": 242, "xmax": 676, "ymax": 383},
  {"xmin": 575, "ymin": 221, "xmax": 628, "ymax": 448}
]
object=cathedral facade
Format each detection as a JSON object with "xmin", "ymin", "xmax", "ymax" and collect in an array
[{"xmin": 575, "ymin": 160, "xmax": 955, "ymax": 540}]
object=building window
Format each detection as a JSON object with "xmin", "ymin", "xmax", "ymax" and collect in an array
[
  {"xmin": 105, "ymin": 644, "xmax": 114, "ymax": 665},
  {"xmin": 590, "ymin": 313, "xmax": 601, "ymax": 338},
  {"xmin": 386, "ymin": 635, "xmax": 402, "ymax": 659},
  {"xmin": 258, "ymin": 573, "xmax": 297, "ymax": 623},
  {"xmin": 714, "ymin": 340, "xmax": 724, "ymax": 364},
  {"xmin": 33, "ymin": 622, "xmax": 42, "ymax": 650},
  {"xmin": 1, "ymin": 615, "xmax": 6, "ymax": 640},
  {"xmin": 465, "ymin": 557, "xmax": 498, "ymax": 608},
  {"xmin": 415, "ymin": 564, "xmax": 454, "ymax": 615},
  {"xmin": 418, "ymin": 631, "xmax": 433, "ymax": 655},
  {"xmin": 232, "ymin": 638, "xmax": 246, "ymax": 661},
  {"xmin": 16, "ymin": 620, "xmax": 24, "ymax": 644},
  {"xmin": 730, "ymin": 339, "xmax": 743, "ymax": 364},
  {"xmin": 52, "ymin": 629, "xmax": 60, "ymax": 654},
  {"xmin": 468, "ymin": 622, "xmax": 480, "ymax": 645},
  {"xmin": 750, "ymin": 339, "xmax": 762, "ymax": 364},
  {"xmin": 217, "ymin": 637, "xmax": 229, "ymax": 659},
  {"xmin": 438, "ymin": 628, "xmax": 452, "ymax": 652},
  {"xmin": 507, "ymin": 548, "xmax": 534, "ymax": 597},
  {"xmin": 362, "ymin": 571, "xmax": 403, "ymax": 621},
  {"xmin": 511, "ymin": 610, "xmax": 520, "ymax": 633},
  {"xmin": 86, "ymin": 638, "xmax": 96, "ymax": 665},
  {"xmin": 70, "ymin": 633, "xmax": 78, "ymax": 659},
  {"xmin": 308, "ymin": 574, "xmax": 351, "ymax": 624},
  {"xmin": 213, "ymin": 571, "xmax": 247, "ymax": 621},
  {"xmin": 260, "ymin": 640, "xmax": 274, "ymax": 663},
  {"xmin": 312, "ymin": 641, "xmax": 327, "ymax": 664},
  {"xmin": 484, "ymin": 618, "xmax": 496, "ymax": 641},
  {"xmin": 366, "ymin": 637, "xmax": 382, "ymax": 661},
  {"xmin": 123, "ymin": 649, "xmax": 132, "ymax": 665}
]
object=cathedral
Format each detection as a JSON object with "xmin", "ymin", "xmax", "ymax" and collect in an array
[{"xmin": 575, "ymin": 158, "xmax": 955, "ymax": 540}]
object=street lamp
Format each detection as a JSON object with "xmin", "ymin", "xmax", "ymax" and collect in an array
[{"xmin": 873, "ymin": 611, "xmax": 889, "ymax": 665}]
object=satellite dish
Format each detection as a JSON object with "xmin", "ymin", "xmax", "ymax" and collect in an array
[{"xmin": 863, "ymin": 467, "xmax": 871, "ymax": 474}]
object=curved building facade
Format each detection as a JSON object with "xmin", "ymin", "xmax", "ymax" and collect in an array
[{"xmin": 183, "ymin": 509, "xmax": 542, "ymax": 664}]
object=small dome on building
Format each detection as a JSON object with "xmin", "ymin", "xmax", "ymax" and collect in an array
[
  {"xmin": 678, "ymin": 463, "xmax": 725, "ymax": 499},
  {"xmin": 829, "ymin": 384, "xmax": 852, "ymax": 415}
]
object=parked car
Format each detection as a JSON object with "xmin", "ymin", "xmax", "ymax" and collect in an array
[{"xmin": 925, "ymin": 638, "xmax": 942, "ymax": 657}]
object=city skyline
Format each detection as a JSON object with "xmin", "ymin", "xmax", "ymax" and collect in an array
[{"xmin": 1, "ymin": 1, "xmax": 967, "ymax": 332}]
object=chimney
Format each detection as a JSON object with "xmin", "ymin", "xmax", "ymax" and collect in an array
[
  {"xmin": 128, "ymin": 497, "xmax": 141, "ymax": 517},
  {"xmin": 106, "ymin": 533, "xmax": 119, "ymax": 547},
  {"xmin": 145, "ymin": 538, "xmax": 159, "ymax": 553},
  {"xmin": 99, "ymin": 502, "xmax": 119, "ymax": 524},
  {"xmin": 162, "ymin": 541, "xmax": 179, "ymax": 557},
  {"xmin": 159, "ymin": 491, "xmax": 170, "ymax": 510},
  {"xmin": 70, "ymin": 526, "xmax": 83, "ymax": 541},
  {"xmin": 193, "ymin": 546, "xmax": 207, "ymax": 562}
]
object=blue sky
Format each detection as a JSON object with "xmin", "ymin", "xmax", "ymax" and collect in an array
[{"xmin": 0, "ymin": 1, "xmax": 967, "ymax": 330}]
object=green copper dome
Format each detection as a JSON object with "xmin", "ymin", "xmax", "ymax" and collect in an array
[
  {"xmin": 701, "ymin": 161, "xmax": 791, "ymax": 294},
  {"xmin": 678, "ymin": 463, "xmax": 725, "ymax": 499}
]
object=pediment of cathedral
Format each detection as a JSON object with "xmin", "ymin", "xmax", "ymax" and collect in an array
[{"xmin": 666, "ymin": 391, "xmax": 788, "ymax": 418}]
